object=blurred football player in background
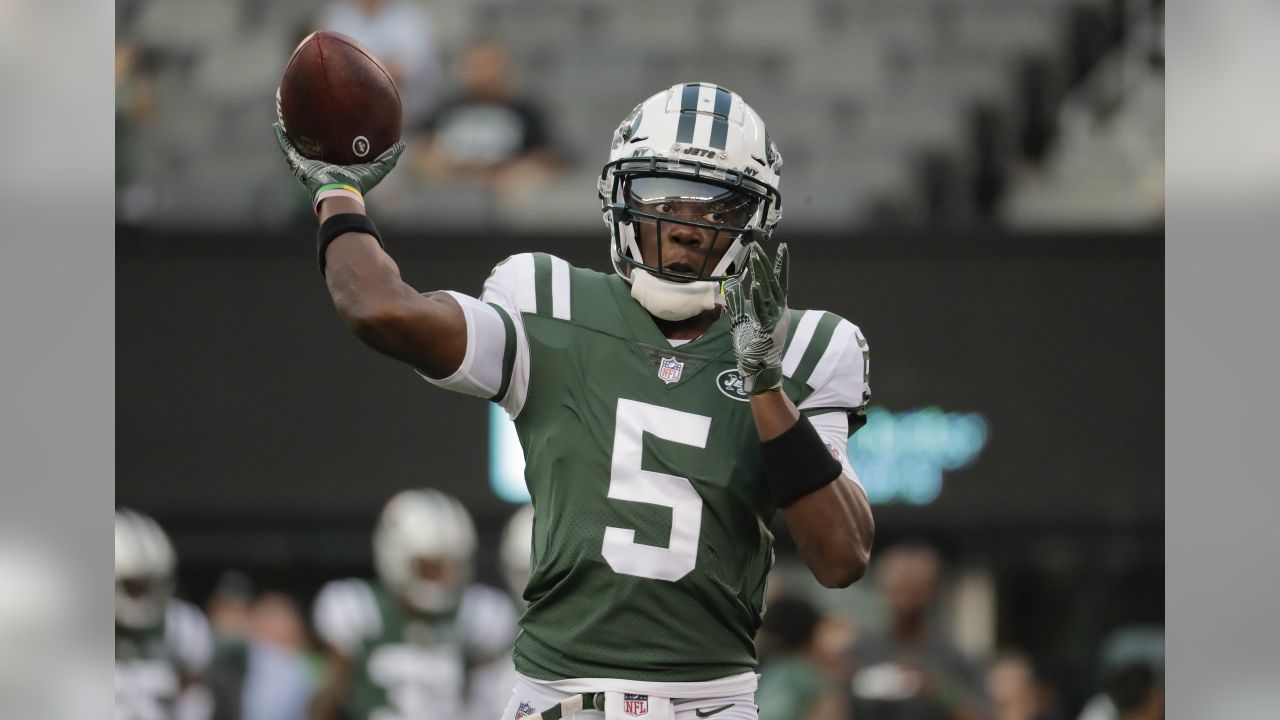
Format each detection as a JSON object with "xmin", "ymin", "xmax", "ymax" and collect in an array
[
  {"xmin": 239, "ymin": 593, "xmax": 317, "ymax": 720},
  {"xmin": 115, "ymin": 508, "xmax": 216, "ymax": 720},
  {"xmin": 850, "ymin": 543, "xmax": 990, "ymax": 720},
  {"xmin": 201, "ymin": 571, "xmax": 255, "ymax": 719},
  {"xmin": 275, "ymin": 81, "xmax": 875, "ymax": 719},
  {"xmin": 1075, "ymin": 627, "xmax": 1164, "ymax": 720},
  {"xmin": 755, "ymin": 595, "xmax": 849, "ymax": 720},
  {"xmin": 986, "ymin": 651, "xmax": 1067, "ymax": 720},
  {"xmin": 1097, "ymin": 663, "xmax": 1162, "ymax": 720},
  {"xmin": 309, "ymin": 488, "xmax": 516, "ymax": 720},
  {"xmin": 467, "ymin": 503, "xmax": 537, "ymax": 720},
  {"xmin": 205, "ymin": 571, "xmax": 256, "ymax": 644},
  {"xmin": 500, "ymin": 503, "xmax": 535, "ymax": 607}
]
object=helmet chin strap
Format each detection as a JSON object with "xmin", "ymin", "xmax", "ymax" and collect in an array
[{"xmin": 630, "ymin": 269, "xmax": 718, "ymax": 321}]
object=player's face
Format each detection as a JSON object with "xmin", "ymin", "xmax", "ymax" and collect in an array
[
  {"xmin": 882, "ymin": 552, "xmax": 939, "ymax": 615},
  {"xmin": 411, "ymin": 556, "xmax": 458, "ymax": 584},
  {"xmin": 625, "ymin": 177, "xmax": 757, "ymax": 280},
  {"xmin": 118, "ymin": 576, "xmax": 163, "ymax": 600}
]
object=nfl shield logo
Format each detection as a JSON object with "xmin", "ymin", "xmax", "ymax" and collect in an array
[
  {"xmin": 623, "ymin": 693, "xmax": 649, "ymax": 717},
  {"xmin": 658, "ymin": 357, "xmax": 684, "ymax": 384}
]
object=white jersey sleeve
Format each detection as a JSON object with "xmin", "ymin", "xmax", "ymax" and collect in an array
[
  {"xmin": 782, "ymin": 311, "xmax": 871, "ymax": 494},
  {"xmin": 455, "ymin": 584, "xmax": 518, "ymax": 662},
  {"xmin": 312, "ymin": 579, "xmax": 383, "ymax": 657},
  {"xmin": 789, "ymin": 313, "xmax": 871, "ymax": 425},
  {"xmin": 809, "ymin": 411, "xmax": 865, "ymax": 493},
  {"xmin": 164, "ymin": 600, "xmax": 213, "ymax": 676},
  {"xmin": 415, "ymin": 254, "xmax": 538, "ymax": 418}
]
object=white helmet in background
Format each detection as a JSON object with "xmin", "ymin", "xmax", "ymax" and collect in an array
[
  {"xmin": 115, "ymin": 509, "xmax": 177, "ymax": 630},
  {"xmin": 500, "ymin": 504, "xmax": 535, "ymax": 601},
  {"xmin": 373, "ymin": 489, "xmax": 476, "ymax": 614},
  {"xmin": 598, "ymin": 82, "xmax": 783, "ymax": 321}
]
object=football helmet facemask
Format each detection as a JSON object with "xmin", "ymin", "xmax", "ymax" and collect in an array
[
  {"xmin": 373, "ymin": 489, "xmax": 476, "ymax": 615},
  {"xmin": 599, "ymin": 82, "xmax": 783, "ymax": 321},
  {"xmin": 115, "ymin": 509, "xmax": 177, "ymax": 630}
]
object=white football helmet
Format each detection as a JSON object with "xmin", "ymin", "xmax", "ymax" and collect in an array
[
  {"xmin": 115, "ymin": 509, "xmax": 177, "ymax": 630},
  {"xmin": 599, "ymin": 82, "xmax": 783, "ymax": 321},
  {"xmin": 373, "ymin": 489, "xmax": 476, "ymax": 615},
  {"xmin": 499, "ymin": 504, "xmax": 534, "ymax": 602}
]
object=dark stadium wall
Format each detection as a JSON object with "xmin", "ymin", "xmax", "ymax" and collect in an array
[{"xmin": 117, "ymin": 228, "xmax": 1162, "ymax": 575}]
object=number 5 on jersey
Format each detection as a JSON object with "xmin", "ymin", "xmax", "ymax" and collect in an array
[{"xmin": 602, "ymin": 399, "xmax": 709, "ymax": 582}]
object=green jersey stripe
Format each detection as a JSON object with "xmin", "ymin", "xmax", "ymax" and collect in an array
[
  {"xmin": 533, "ymin": 253, "xmax": 554, "ymax": 317},
  {"xmin": 781, "ymin": 310, "xmax": 821, "ymax": 377},
  {"xmin": 791, "ymin": 312, "xmax": 840, "ymax": 388},
  {"xmin": 488, "ymin": 303, "xmax": 517, "ymax": 404},
  {"xmin": 802, "ymin": 406, "xmax": 868, "ymax": 434},
  {"xmin": 807, "ymin": 319, "xmax": 856, "ymax": 391},
  {"xmin": 801, "ymin": 406, "xmax": 849, "ymax": 417}
]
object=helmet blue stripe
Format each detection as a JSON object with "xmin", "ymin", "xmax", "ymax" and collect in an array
[
  {"xmin": 708, "ymin": 86, "xmax": 732, "ymax": 150},
  {"xmin": 676, "ymin": 83, "xmax": 699, "ymax": 144},
  {"xmin": 709, "ymin": 118, "xmax": 729, "ymax": 151},
  {"xmin": 712, "ymin": 86, "xmax": 732, "ymax": 118}
]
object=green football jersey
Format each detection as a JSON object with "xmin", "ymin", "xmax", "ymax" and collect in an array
[
  {"xmin": 480, "ymin": 253, "xmax": 870, "ymax": 684},
  {"xmin": 313, "ymin": 579, "xmax": 516, "ymax": 719},
  {"xmin": 115, "ymin": 600, "xmax": 212, "ymax": 720}
]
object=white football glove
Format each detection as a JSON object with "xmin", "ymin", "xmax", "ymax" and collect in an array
[{"xmin": 724, "ymin": 242, "xmax": 790, "ymax": 395}]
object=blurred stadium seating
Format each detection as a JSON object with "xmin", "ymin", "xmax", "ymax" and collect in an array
[{"xmin": 115, "ymin": 0, "xmax": 1164, "ymax": 231}]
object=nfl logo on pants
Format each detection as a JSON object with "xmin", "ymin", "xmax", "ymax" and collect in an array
[{"xmin": 624, "ymin": 693, "xmax": 649, "ymax": 717}]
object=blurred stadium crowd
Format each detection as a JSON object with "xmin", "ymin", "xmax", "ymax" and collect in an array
[
  {"xmin": 118, "ymin": 497, "xmax": 1162, "ymax": 720},
  {"xmin": 115, "ymin": 0, "xmax": 1163, "ymax": 232}
]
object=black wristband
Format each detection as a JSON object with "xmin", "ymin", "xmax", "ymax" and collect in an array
[
  {"xmin": 317, "ymin": 213, "xmax": 384, "ymax": 277},
  {"xmin": 761, "ymin": 414, "xmax": 844, "ymax": 508}
]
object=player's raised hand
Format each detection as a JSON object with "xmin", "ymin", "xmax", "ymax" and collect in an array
[
  {"xmin": 273, "ymin": 122, "xmax": 405, "ymax": 212},
  {"xmin": 724, "ymin": 242, "xmax": 791, "ymax": 394}
]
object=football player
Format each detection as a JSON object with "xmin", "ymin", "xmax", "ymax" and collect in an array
[
  {"xmin": 275, "ymin": 82, "xmax": 875, "ymax": 719},
  {"xmin": 500, "ymin": 504, "xmax": 535, "ymax": 607},
  {"xmin": 466, "ymin": 503, "xmax": 537, "ymax": 720},
  {"xmin": 115, "ymin": 508, "xmax": 216, "ymax": 720},
  {"xmin": 309, "ymin": 489, "xmax": 517, "ymax": 720}
]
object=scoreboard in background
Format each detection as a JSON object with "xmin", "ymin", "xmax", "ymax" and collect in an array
[
  {"xmin": 850, "ymin": 406, "xmax": 989, "ymax": 505},
  {"xmin": 489, "ymin": 404, "xmax": 990, "ymax": 506}
]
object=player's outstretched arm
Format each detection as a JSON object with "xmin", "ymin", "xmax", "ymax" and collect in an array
[
  {"xmin": 274, "ymin": 123, "xmax": 467, "ymax": 378},
  {"xmin": 317, "ymin": 197, "xmax": 467, "ymax": 378}
]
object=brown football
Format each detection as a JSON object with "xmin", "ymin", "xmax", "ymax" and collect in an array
[{"xmin": 277, "ymin": 31, "xmax": 402, "ymax": 165}]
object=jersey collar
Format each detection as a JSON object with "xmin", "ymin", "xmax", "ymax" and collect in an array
[{"xmin": 607, "ymin": 275, "xmax": 733, "ymax": 355}]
